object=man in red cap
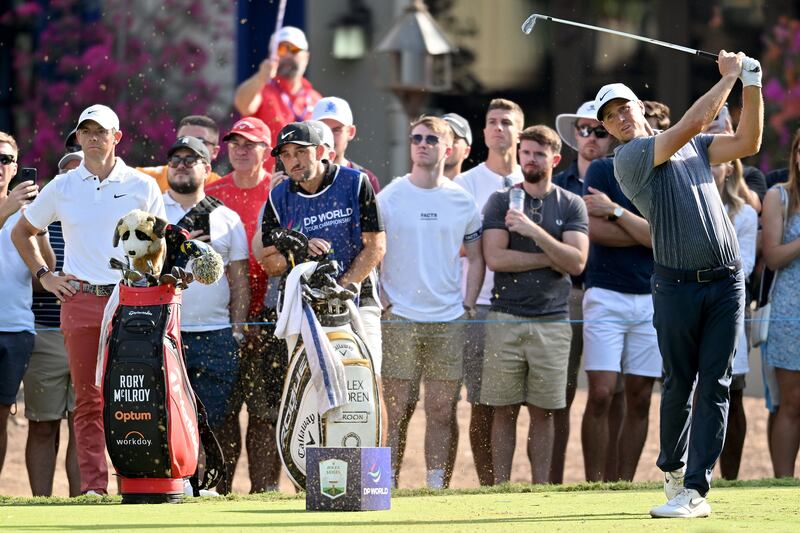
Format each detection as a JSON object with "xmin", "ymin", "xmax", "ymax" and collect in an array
[
  {"xmin": 204, "ymin": 116, "xmax": 275, "ymax": 493},
  {"xmin": 233, "ymin": 26, "xmax": 322, "ymax": 162}
]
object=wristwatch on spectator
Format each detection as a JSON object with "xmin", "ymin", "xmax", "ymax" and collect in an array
[
  {"xmin": 463, "ymin": 304, "xmax": 477, "ymax": 319},
  {"xmin": 35, "ymin": 266, "xmax": 51, "ymax": 280},
  {"xmin": 232, "ymin": 331, "xmax": 245, "ymax": 346},
  {"xmin": 607, "ymin": 206, "xmax": 624, "ymax": 222}
]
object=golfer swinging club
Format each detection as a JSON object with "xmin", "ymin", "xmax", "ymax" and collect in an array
[{"xmin": 595, "ymin": 50, "xmax": 762, "ymax": 518}]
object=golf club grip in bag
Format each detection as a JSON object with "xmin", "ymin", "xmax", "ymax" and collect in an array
[
  {"xmin": 277, "ymin": 323, "xmax": 381, "ymax": 489},
  {"xmin": 101, "ymin": 284, "xmax": 223, "ymax": 500}
]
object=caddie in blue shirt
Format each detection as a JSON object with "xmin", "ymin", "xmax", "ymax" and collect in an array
[
  {"xmin": 595, "ymin": 50, "xmax": 763, "ymax": 518},
  {"xmin": 260, "ymin": 121, "xmax": 386, "ymax": 378}
]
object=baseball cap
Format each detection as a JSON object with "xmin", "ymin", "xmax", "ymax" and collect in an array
[
  {"xmin": 272, "ymin": 26, "xmax": 309, "ymax": 51},
  {"xmin": 442, "ymin": 113, "xmax": 472, "ymax": 146},
  {"xmin": 64, "ymin": 127, "xmax": 79, "ymax": 151},
  {"xmin": 168, "ymin": 136, "xmax": 210, "ymax": 161},
  {"xmin": 58, "ymin": 150, "xmax": 84, "ymax": 172},
  {"xmin": 271, "ymin": 122, "xmax": 322, "ymax": 156},
  {"xmin": 77, "ymin": 104, "xmax": 120, "ymax": 131},
  {"xmin": 308, "ymin": 120, "xmax": 335, "ymax": 149},
  {"xmin": 595, "ymin": 83, "xmax": 640, "ymax": 120},
  {"xmin": 311, "ymin": 97, "xmax": 354, "ymax": 126},
  {"xmin": 222, "ymin": 117, "xmax": 271, "ymax": 144},
  {"xmin": 555, "ymin": 100, "xmax": 602, "ymax": 152}
]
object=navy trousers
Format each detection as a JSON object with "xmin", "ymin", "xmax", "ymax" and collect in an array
[{"xmin": 651, "ymin": 267, "xmax": 744, "ymax": 496}]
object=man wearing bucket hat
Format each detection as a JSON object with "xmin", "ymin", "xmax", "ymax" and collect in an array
[
  {"xmin": 234, "ymin": 26, "xmax": 322, "ymax": 155},
  {"xmin": 550, "ymin": 100, "xmax": 615, "ymax": 484}
]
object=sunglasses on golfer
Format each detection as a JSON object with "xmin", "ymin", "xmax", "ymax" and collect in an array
[
  {"xmin": 0, "ymin": 154, "xmax": 16, "ymax": 165},
  {"xmin": 575, "ymin": 125, "xmax": 609, "ymax": 139},
  {"xmin": 277, "ymin": 42, "xmax": 303, "ymax": 57},
  {"xmin": 409, "ymin": 134, "xmax": 441, "ymax": 146},
  {"xmin": 168, "ymin": 155, "xmax": 203, "ymax": 168}
]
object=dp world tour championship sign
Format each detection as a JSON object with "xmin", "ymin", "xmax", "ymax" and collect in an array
[{"xmin": 306, "ymin": 447, "xmax": 391, "ymax": 511}]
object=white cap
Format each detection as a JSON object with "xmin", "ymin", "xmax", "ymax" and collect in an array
[
  {"xmin": 272, "ymin": 26, "xmax": 309, "ymax": 51},
  {"xmin": 58, "ymin": 150, "xmax": 84, "ymax": 172},
  {"xmin": 311, "ymin": 97, "xmax": 353, "ymax": 126},
  {"xmin": 555, "ymin": 101, "xmax": 601, "ymax": 152},
  {"xmin": 307, "ymin": 120, "xmax": 335, "ymax": 149},
  {"xmin": 76, "ymin": 104, "xmax": 120, "ymax": 131},
  {"xmin": 594, "ymin": 83, "xmax": 639, "ymax": 120}
]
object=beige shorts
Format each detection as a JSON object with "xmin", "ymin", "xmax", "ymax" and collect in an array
[
  {"xmin": 381, "ymin": 312, "xmax": 466, "ymax": 382},
  {"xmin": 23, "ymin": 328, "xmax": 75, "ymax": 421},
  {"xmin": 480, "ymin": 311, "xmax": 571, "ymax": 409}
]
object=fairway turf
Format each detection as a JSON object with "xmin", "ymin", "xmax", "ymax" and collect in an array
[{"xmin": 1, "ymin": 483, "xmax": 798, "ymax": 532}]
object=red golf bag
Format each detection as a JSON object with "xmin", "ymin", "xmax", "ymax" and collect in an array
[{"xmin": 99, "ymin": 283, "xmax": 223, "ymax": 503}]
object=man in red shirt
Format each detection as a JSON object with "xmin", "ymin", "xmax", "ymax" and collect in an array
[
  {"xmin": 233, "ymin": 26, "xmax": 321, "ymax": 170},
  {"xmin": 204, "ymin": 117, "xmax": 276, "ymax": 493}
]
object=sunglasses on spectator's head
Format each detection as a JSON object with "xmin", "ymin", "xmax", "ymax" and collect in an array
[
  {"xmin": 575, "ymin": 125, "xmax": 609, "ymax": 139},
  {"xmin": 277, "ymin": 42, "xmax": 303, "ymax": 57},
  {"xmin": 0, "ymin": 154, "xmax": 16, "ymax": 165},
  {"xmin": 168, "ymin": 154, "xmax": 203, "ymax": 168},
  {"xmin": 409, "ymin": 134, "xmax": 440, "ymax": 146}
]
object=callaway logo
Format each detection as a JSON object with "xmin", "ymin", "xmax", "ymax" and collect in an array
[
  {"xmin": 113, "ymin": 194, "xmax": 127, "ymax": 199},
  {"xmin": 281, "ymin": 131, "xmax": 294, "ymax": 140}
]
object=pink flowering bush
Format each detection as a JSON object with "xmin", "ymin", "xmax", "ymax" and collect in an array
[
  {"xmin": 6, "ymin": 0, "xmax": 232, "ymax": 172},
  {"xmin": 761, "ymin": 17, "xmax": 800, "ymax": 170}
]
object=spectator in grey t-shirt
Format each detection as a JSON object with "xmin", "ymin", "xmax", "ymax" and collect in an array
[
  {"xmin": 480, "ymin": 125, "xmax": 588, "ymax": 485},
  {"xmin": 594, "ymin": 50, "xmax": 763, "ymax": 519}
]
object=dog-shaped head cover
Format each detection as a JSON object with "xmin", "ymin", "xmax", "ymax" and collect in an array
[{"xmin": 113, "ymin": 209, "xmax": 168, "ymax": 275}]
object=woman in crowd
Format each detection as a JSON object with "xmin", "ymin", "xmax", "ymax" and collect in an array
[
  {"xmin": 712, "ymin": 158, "xmax": 757, "ymax": 479},
  {"xmin": 761, "ymin": 129, "xmax": 800, "ymax": 478}
]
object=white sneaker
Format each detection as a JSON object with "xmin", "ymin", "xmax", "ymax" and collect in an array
[
  {"xmin": 650, "ymin": 488, "xmax": 711, "ymax": 518},
  {"xmin": 664, "ymin": 469, "xmax": 685, "ymax": 500},
  {"xmin": 198, "ymin": 489, "xmax": 221, "ymax": 497},
  {"xmin": 83, "ymin": 490, "xmax": 103, "ymax": 498}
]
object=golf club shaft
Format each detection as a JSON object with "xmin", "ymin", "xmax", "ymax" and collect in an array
[{"xmin": 522, "ymin": 14, "xmax": 718, "ymax": 61}]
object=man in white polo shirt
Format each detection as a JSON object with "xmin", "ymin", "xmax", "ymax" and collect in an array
[
  {"xmin": 162, "ymin": 136, "xmax": 249, "ymax": 490},
  {"xmin": 12, "ymin": 104, "xmax": 165, "ymax": 496}
]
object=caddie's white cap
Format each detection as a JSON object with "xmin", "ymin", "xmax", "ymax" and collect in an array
[
  {"xmin": 307, "ymin": 120, "xmax": 335, "ymax": 149},
  {"xmin": 594, "ymin": 83, "xmax": 640, "ymax": 120},
  {"xmin": 555, "ymin": 100, "xmax": 601, "ymax": 152},
  {"xmin": 311, "ymin": 97, "xmax": 353, "ymax": 127},
  {"xmin": 272, "ymin": 26, "xmax": 309, "ymax": 51},
  {"xmin": 76, "ymin": 104, "xmax": 120, "ymax": 131}
]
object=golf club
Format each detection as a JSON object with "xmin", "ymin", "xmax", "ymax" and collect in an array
[{"xmin": 521, "ymin": 13, "xmax": 718, "ymax": 61}]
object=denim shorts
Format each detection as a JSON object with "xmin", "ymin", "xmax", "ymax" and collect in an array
[
  {"xmin": 0, "ymin": 331, "xmax": 35, "ymax": 405},
  {"xmin": 182, "ymin": 328, "xmax": 239, "ymax": 429}
]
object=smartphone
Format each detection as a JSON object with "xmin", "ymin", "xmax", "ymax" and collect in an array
[
  {"xmin": 193, "ymin": 212, "xmax": 211, "ymax": 238},
  {"xmin": 18, "ymin": 167, "xmax": 38, "ymax": 186}
]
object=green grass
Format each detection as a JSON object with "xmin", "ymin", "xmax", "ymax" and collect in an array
[{"xmin": 1, "ymin": 480, "xmax": 798, "ymax": 532}]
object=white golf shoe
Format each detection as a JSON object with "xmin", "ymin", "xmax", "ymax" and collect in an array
[
  {"xmin": 664, "ymin": 469, "xmax": 685, "ymax": 500},
  {"xmin": 650, "ymin": 488, "xmax": 711, "ymax": 518}
]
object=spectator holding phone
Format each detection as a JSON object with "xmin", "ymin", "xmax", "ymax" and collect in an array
[{"xmin": 1, "ymin": 131, "xmax": 55, "ymax": 486}]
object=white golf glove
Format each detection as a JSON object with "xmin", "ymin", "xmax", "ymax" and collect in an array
[{"xmin": 740, "ymin": 56, "xmax": 761, "ymax": 88}]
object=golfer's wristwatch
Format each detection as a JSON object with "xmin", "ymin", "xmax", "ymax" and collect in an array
[
  {"xmin": 35, "ymin": 266, "xmax": 51, "ymax": 280},
  {"xmin": 607, "ymin": 206, "xmax": 624, "ymax": 222}
]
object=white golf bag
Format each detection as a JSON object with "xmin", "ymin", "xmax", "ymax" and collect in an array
[{"xmin": 272, "ymin": 229, "xmax": 382, "ymax": 490}]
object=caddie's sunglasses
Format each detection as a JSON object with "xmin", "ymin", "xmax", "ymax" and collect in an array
[
  {"xmin": 277, "ymin": 42, "xmax": 303, "ymax": 57},
  {"xmin": 409, "ymin": 134, "xmax": 440, "ymax": 146},
  {"xmin": 168, "ymin": 155, "xmax": 203, "ymax": 168},
  {"xmin": 576, "ymin": 125, "xmax": 609, "ymax": 139},
  {"xmin": 0, "ymin": 154, "xmax": 16, "ymax": 165}
]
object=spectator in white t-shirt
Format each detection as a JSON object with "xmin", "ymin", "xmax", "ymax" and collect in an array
[
  {"xmin": 453, "ymin": 98, "xmax": 524, "ymax": 485},
  {"xmin": 162, "ymin": 137, "xmax": 250, "ymax": 471},
  {"xmin": 377, "ymin": 116, "xmax": 484, "ymax": 489}
]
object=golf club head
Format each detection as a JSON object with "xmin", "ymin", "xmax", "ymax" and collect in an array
[{"xmin": 521, "ymin": 14, "xmax": 539, "ymax": 34}]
